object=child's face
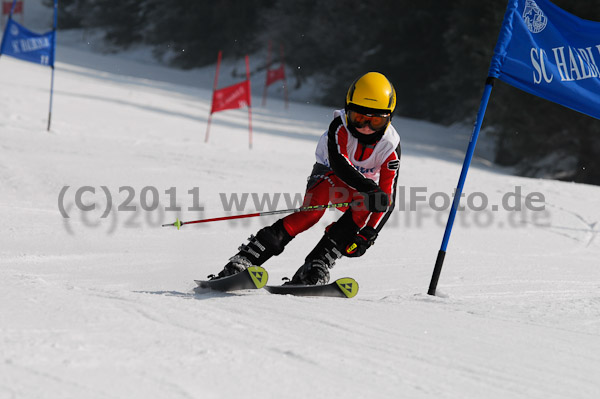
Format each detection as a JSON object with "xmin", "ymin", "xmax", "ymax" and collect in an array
[{"xmin": 355, "ymin": 125, "xmax": 377, "ymax": 135}]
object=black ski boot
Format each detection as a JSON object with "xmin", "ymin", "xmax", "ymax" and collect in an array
[
  {"xmin": 286, "ymin": 233, "xmax": 342, "ymax": 285},
  {"xmin": 286, "ymin": 210, "xmax": 361, "ymax": 285},
  {"xmin": 211, "ymin": 220, "xmax": 293, "ymax": 279}
]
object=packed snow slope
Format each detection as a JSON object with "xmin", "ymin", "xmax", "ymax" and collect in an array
[{"xmin": 2, "ymin": 29, "xmax": 600, "ymax": 399}]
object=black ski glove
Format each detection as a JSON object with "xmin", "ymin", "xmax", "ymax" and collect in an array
[
  {"xmin": 361, "ymin": 187, "xmax": 389, "ymax": 212},
  {"xmin": 343, "ymin": 226, "xmax": 378, "ymax": 258}
]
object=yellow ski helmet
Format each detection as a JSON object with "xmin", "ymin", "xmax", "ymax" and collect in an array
[{"xmin": 345, "ymin": 72, "xmax": 396, "ymax": 116}]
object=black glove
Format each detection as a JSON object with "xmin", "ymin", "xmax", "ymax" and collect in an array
[
  {"xmin": 361, "ymin": 187, "xmax": 389, "ymax": 212},
  {"xmin": 343, "ymin": 226, "xmax": 378, "ymax": 258}
]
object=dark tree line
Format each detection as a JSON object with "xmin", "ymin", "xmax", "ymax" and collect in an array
[
  {"xmin": 47, "ymin": 0, "xmax": 600, "ymax": 184},
  {"xmin": 46, "ymin": 0, "xmax": 273, "ymax": 66}
]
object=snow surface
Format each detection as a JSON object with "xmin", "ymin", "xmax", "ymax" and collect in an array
[{"xmin": 2, "ymin": 5, "xmax": 600, "ymax": 399}]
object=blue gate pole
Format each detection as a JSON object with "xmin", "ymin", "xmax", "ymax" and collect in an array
[
  {"xmin": 427, "ymin": 77, "xmax": 495, "ymax": 296},
  {"xmin": 47, "ymin": 0, "xmax": 58, "ymax": 131},
  {"xmin": 47, "ymin": 66, "xmax": 56, "ymax": 131}
]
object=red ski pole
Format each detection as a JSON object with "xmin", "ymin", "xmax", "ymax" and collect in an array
[{"xmin": 162, "ymin": 201, "xmax": 354, "ymax": 230}]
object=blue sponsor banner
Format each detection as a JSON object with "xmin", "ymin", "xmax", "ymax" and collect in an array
[
  {"xmin": 489, "ymin": 0, "xmax": 600, "ymax": 120},
  {"xmin": 0, "ymin": 19, "xmax": 55, "ymax": 67}
]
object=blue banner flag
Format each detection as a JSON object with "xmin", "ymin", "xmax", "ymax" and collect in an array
[
  {"xmin": 489, "ymin": 0, "xmax": 600, "ymax": 120},
  {"xmin": 0, "ymin": 19, "xmax": 55, "ymax": 67}
]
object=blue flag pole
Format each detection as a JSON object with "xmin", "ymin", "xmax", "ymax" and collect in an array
[
  {"xmin": 427, "ymin": 77, "xmax": 495, "ymax": 296},
  {"xmin": 7, "ymin": 0, "xmax": 17, "ymax": 19},
  {"xmin": 47, "ymin": 0, "xmax": 58, "ymax": 131}
]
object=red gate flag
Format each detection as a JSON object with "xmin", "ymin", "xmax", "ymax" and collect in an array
[
  {"xmin": 266, "ymin": 64, "xmax": 285, "ymax": 87},
  {"xmin": 2, "ymin": 1, "xmax": 22, "ymax": 15},
  {"xmin": 205, "ymin": 51, "xmax": 253, "ymax": 148},
  {"xmin": 211, "ymin": 80, "xmax": 251, "ymax": 113},
  {"xmin": 262, "ymin": 41, "xmax": 288, "ymax": 108}
]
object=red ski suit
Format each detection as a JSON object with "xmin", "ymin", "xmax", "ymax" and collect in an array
[{"xmin": 282, "ymin": 109, "xmax": 401, "ymax": 237}]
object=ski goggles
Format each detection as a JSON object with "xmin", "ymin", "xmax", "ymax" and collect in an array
[{"xmin": 347, "ymin": 110, "xmax": 391, "ymax": 131}]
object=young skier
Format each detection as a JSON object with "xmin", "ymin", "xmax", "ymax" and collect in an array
[{"xmin": 211, "ymin": 72, "xmax": 401, "ymax": 285}]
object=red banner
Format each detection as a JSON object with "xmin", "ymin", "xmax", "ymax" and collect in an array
[
  {"xmin": 211, "ymin": 80, "xmax": 251, "ymax": 114},
  {"xmin": 266, "ymin": 64, "xmax": 285, "ymax": 87},
  {"xmin": 205, "ymin": 51, "xmax": 253, "ymax": 148},
  {"xmin": 2, "ymin": 1, "xmax": 23, "ymax": 15},
  {"xmin": 262, "ymin": 42, "xmax": 288, "ymax": 108}
]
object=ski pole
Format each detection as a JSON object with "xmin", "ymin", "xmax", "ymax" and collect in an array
[{"xmin": 162, "ymin": 201, "xmax": 354, "ymax": 230}]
